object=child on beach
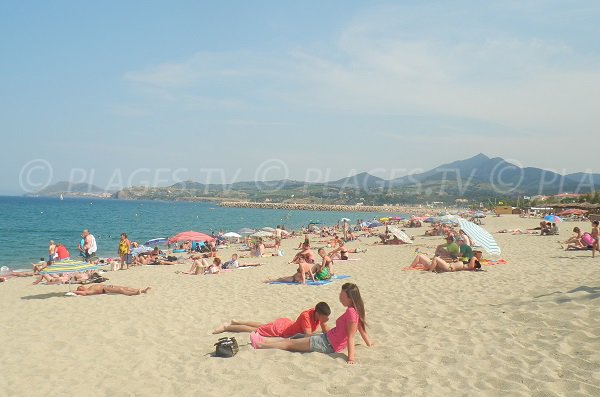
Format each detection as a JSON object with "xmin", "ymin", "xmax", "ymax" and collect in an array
[
  {"xmin": 212, "ymin": 302, "xmax": 330, "ymax": 336},
  {"xmin": 250, "ymin": 283, "xmax": 373, "ymax": 364},
  {"xmin": 266, "ymin": 254, "xmax": 314, "ymax": 284}
]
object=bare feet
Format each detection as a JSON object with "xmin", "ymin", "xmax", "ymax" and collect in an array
[
  {"xmin": 212, "ymin": 321, "xmax": 232, "ymax": 334},
  {"xmin": 141, "ymin": 287, "xmax": 151, "ymax": 294}
]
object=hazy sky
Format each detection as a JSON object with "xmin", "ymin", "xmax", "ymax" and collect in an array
[{"xmin": 1, "ymin": 1, "xmax": 599, "ymax": 194}]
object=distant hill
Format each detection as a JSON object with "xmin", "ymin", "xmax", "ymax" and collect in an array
[
  {"xmin": 32, "ymin": 181, "xmax": 107, "ymax": 197},
  {"xmin": 108, "ymin": 154, "xmax": 600, "ymax": 202},
  {"xmin": 170, "ymin": 180, "xmax": 205, "ymax": 190},
  {"xmin": 329, "ymin": 172, "xmax": 387, "ymax": 189},
  {"xmin": 390, "ymin": 154, "xmax": 594, "ymax": 195}
]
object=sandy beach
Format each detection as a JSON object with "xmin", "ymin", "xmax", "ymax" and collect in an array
[{"xmin": 1, "ymin": 215, "xmax": 599, "ymax": 396}]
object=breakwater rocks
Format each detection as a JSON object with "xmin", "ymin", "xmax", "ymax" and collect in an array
[{"xmin": 218, "ymin": 201, "xmax": 413, "ymax": 213}]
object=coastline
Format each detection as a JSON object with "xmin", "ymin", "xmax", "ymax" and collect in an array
[{"xmin": 218, "ymin": 201, "xmax": 432, "ymax": 213}]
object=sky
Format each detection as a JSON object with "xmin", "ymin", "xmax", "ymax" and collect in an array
[{"xmin": 1, "ymin": 0, "xmax": 599, "ymax": 194}]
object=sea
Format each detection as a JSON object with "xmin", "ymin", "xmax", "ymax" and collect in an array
[{"xmin": 0, "ymin": 196, "xmax": 397, "ymax": 269}]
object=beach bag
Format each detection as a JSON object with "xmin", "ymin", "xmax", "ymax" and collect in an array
[{"xmin": 214, "ymin": 337, "xmax": 238, "ymax": 358}]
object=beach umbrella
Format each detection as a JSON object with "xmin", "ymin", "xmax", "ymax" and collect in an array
[
  {"xmin": 168, "ymin": 231, "xmax": 214, "ymax": 244},
  {"xmin": 223, "ymin": 232, "xmax": 242, "ymax": 238},
  {"xmin": 424, "ymin": 217, "xmax": 434, "ymax": 223},
  {"xmin": 379, "ymin": 217, "xmax": 390, "ymax": 222},
  {"xmin": 473, "ymin": 212, "xmax": 486, "ymax": 218},
  {"xmin": 131, "ymin": 246, "xmax": 154, "ymax": 256},
  {"xmin": 251, "ymin": 231, "xmax": 274, "ymax": 238},
  {"xmin": 238, "ymin": 228, "xmax": 256, "ymax": 235},
  {"xmin": 544, "ymin": 215, "xmax": 563, "ymax": 223},
  {"xmin": 368, "ymin": 221, "xmax": 384, "ymax": 228},
  {"xmin": 261, "ymin": 227, "xmax": 276, "ymax": 232},
  {"xmin": 390, "ymin": 216, "xmax": 403, "ymax": 221},
  {"xmin": 144, "ymin": 238, "xmax": 168, "ymax": 246},
  {"xmin": 40, "ymin": 260, "xmax": 105, "ymax": 295},
  {"xmin": 387, "ymin": 226, "xmax": 413, "ymax": 244},
  {"xmin": 457, "ymin": 219, "xmax": 501, "ymax": 255},
  {"xmin": 557, "ymin": 209, "xmax": 587, "ymax": 216},
  {"xmin": 340, "ymin": 217, "xmax": 351, "ymax": 222}
]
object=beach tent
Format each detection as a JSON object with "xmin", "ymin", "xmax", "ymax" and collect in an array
[
  {"xmin": 387, "ymin": 226, "xmax": 413, "ymax": 244},
  {"xmin": 457, "ymin": 219, "xmax": 501, "ymax": 255},
  {"xmin": 168, "ymin": 231, "xmax": 214, "ymax": 244}
]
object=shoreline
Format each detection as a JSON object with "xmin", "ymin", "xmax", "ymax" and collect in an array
[{"xmin": 218, "ymin": 201, "xmax": 433, "ymax": 213}]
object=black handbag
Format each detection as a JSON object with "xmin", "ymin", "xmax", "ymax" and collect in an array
[{"xmin": 214, "ymin": 337, "xmax": 239, "ymax": 358}]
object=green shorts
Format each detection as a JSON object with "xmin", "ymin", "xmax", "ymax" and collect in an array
[{"xmin": 315, "ymin": 268, "xmax": 330, "ymax": 281}]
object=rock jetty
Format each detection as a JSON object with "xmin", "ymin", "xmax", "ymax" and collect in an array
[{"xmin": 218, "ymin": 201, "xmax": 415, "ymax": 213}]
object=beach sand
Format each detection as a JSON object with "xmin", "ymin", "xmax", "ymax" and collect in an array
[{"xmin": 1, "ymin": 215, "xmax": 599, "ymax": 396}]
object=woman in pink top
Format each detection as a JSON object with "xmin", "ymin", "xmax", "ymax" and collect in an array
[{"xmin": 250, "ymin": 283, "xmax": 372, "ymax": 364}]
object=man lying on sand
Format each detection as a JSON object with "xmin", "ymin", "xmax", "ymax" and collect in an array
[
  {"xmin": 74, "ymin": 284, "xmax": 151, "ymax": 296},
  {"xmin": 212, "ymin": 302, "xmax": 330, "ymax": 337}
]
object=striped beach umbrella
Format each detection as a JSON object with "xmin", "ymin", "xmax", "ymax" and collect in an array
[
  {"xmin": 40, "ymin": 260, "xmax": 104, "ymax": 275},
  {"xmin": 457, "ymin": 219, "xmax": 501, "ymax": 256}
]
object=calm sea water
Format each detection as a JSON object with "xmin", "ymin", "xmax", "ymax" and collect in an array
[{"xmin": 0, "ymin": 196, "xmax": 395, "ymax": 269}]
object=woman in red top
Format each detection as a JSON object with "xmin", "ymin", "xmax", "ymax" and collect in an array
[{"xmin": 250, "ymin": 283, "xmax": 373, "ymax": 364}]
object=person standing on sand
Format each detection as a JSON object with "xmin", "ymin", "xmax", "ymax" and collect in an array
[
  {"xmin": 591, "ymin": 221, "xmax": 599, "ymax": 258},
  {"xmin": 48, "ymin": 240, "xmax": 56, "ymax": 263},
  {"xmin": 82, "ymin": 230, "xmax": 97, "ymax": 262},
  {"xmin": 118, "ymin": 233, "xmax": 131, "ymax": 270}
]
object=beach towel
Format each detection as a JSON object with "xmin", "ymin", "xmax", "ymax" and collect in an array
[
  {"xmin": 331, "ymin": 275, "xmax": 351, "ymax": 280},
  {"xmin": 269, "ymin": 280, "xmax": 333, "ymax": 286},
  {"xmin": 480, "ymin": 259, "xmax": 508, "ymax": 266}
]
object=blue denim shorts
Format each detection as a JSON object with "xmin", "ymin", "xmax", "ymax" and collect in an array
[{"xmin": 309, "ymin": 333, "xmax": 334, "ymax": 354}]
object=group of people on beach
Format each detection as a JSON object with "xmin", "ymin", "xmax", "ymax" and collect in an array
[
  {"xmin": 212, "ymin": 282, "xmax": 373, "ymax": 364},
  {"xmin": 409, "ymin": 234, "xmax": 483, "ymax": 272}
]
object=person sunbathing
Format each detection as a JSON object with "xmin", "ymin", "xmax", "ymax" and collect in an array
[
  {"xmin": 328, "ymin": 237, "xmax": 366, "ymax": 260},
  {"xmin": 74, "ymin": 284, "xmax": 151, "ymax": 296},
  {"xmin": 212, "ymin": 302, "xmax": 330, "ymax": 336},
  {"xmin": 428, "ymin": 250, "xmax": 483, "ymax": 273},
  {"xmin": 266, "ymin": 254, "xmax": 314, "ymax": 284}
]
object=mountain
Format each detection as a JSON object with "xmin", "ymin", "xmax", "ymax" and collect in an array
[
  {"xmin": 329, "ymin": 172, "xmax": 386, "ymax": 189},
  {"xmin": 32, "ymin": 181, "xmax": 107, "ymax": 196},
  {"xmin": 170, "ymin": 180, "xmax": 205, "ymax": 190},
  {"xmin": 390, "ymin": 154, "xmax": 593, "ymax": 195}
]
